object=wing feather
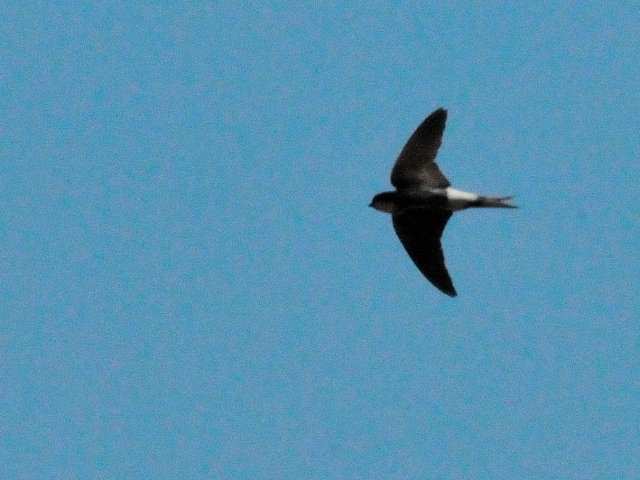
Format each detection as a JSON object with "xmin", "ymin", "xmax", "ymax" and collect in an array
[
  {"xmin": 391, "ymin": 109, "xmax": 451, "ymax": 189},
  {"xmin": 392, "ymin": 209, "xmax": 456, "ymax": 296}
]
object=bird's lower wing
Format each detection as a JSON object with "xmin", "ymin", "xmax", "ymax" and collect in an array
[{"xmin": 392, "ymin": 210, "xmax": 456, "ymax": 297}]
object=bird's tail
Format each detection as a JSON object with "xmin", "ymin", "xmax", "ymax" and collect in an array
[{"xmin": 476, "ymin": 196, "xmax": 518, "ymax": 208}]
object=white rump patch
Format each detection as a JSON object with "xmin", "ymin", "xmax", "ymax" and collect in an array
[
  {"xmin": 445, "ymin": 187, "xmax": 480, "ymax": 211},
  {"xmin": 445, "ymin": 188, "xmax": 479, "ymax": 201}
]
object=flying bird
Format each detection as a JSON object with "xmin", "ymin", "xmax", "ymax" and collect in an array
[{"xmin": 370, "ymin": 108, "xmax": 517, "ymax": 297}]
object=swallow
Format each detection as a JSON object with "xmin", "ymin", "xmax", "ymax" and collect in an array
[{"xmin": 370, "ymin": 108, "xmax": 517, "ymax": 297}]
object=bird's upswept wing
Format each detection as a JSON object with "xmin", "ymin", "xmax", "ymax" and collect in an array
[
  {"xmin": 391, "ymin": 108, "xmax": 451, "ymax": 190},
  {"xmin": 392, "ymin": 209, "xmax": 456, "ymax": 296}
]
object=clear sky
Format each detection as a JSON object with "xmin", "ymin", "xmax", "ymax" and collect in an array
[{"xmin": 2, "ymin": 2, "xmax": 639, "ymax": 479}]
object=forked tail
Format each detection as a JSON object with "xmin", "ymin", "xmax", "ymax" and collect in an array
[{"xmin": 476, "ymin": 196, "xmax": 518, "ymax": 208}]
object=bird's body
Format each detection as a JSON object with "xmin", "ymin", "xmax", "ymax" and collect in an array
[{"xmin": 370, "ymin": 108, "xmax": 517, "ymax": 297}]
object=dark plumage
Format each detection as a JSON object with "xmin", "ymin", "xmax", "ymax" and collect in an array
[{"xmin": 370, "ymin": 108, "xmax": 517, "ymax": 296}]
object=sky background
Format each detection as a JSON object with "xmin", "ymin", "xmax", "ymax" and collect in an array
[{"xmin": 2, "ymin": 1, "xmax": 639, "ymax": 479}]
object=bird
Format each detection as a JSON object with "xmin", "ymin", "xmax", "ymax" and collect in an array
[{"xmin": 370, "ymin": 108, "xmax": 517, "ymax": 297}]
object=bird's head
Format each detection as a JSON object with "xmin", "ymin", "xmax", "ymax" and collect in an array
[{"xmin": 369, "ymin": 191, "xmax": 399, "ymax": 214}]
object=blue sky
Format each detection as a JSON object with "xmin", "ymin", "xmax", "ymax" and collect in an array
[{"xmin": 2, "ymin": 1, "xmax": 639, "ymax": 479}]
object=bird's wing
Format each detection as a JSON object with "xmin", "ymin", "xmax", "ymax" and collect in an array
[
  {"xmin": 391, "ymin": 108, "xmax": 451, "ymax": 189},
  {"xmin": 392, "ymin": 209, "xmax": 456, "ymax": 296}
]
